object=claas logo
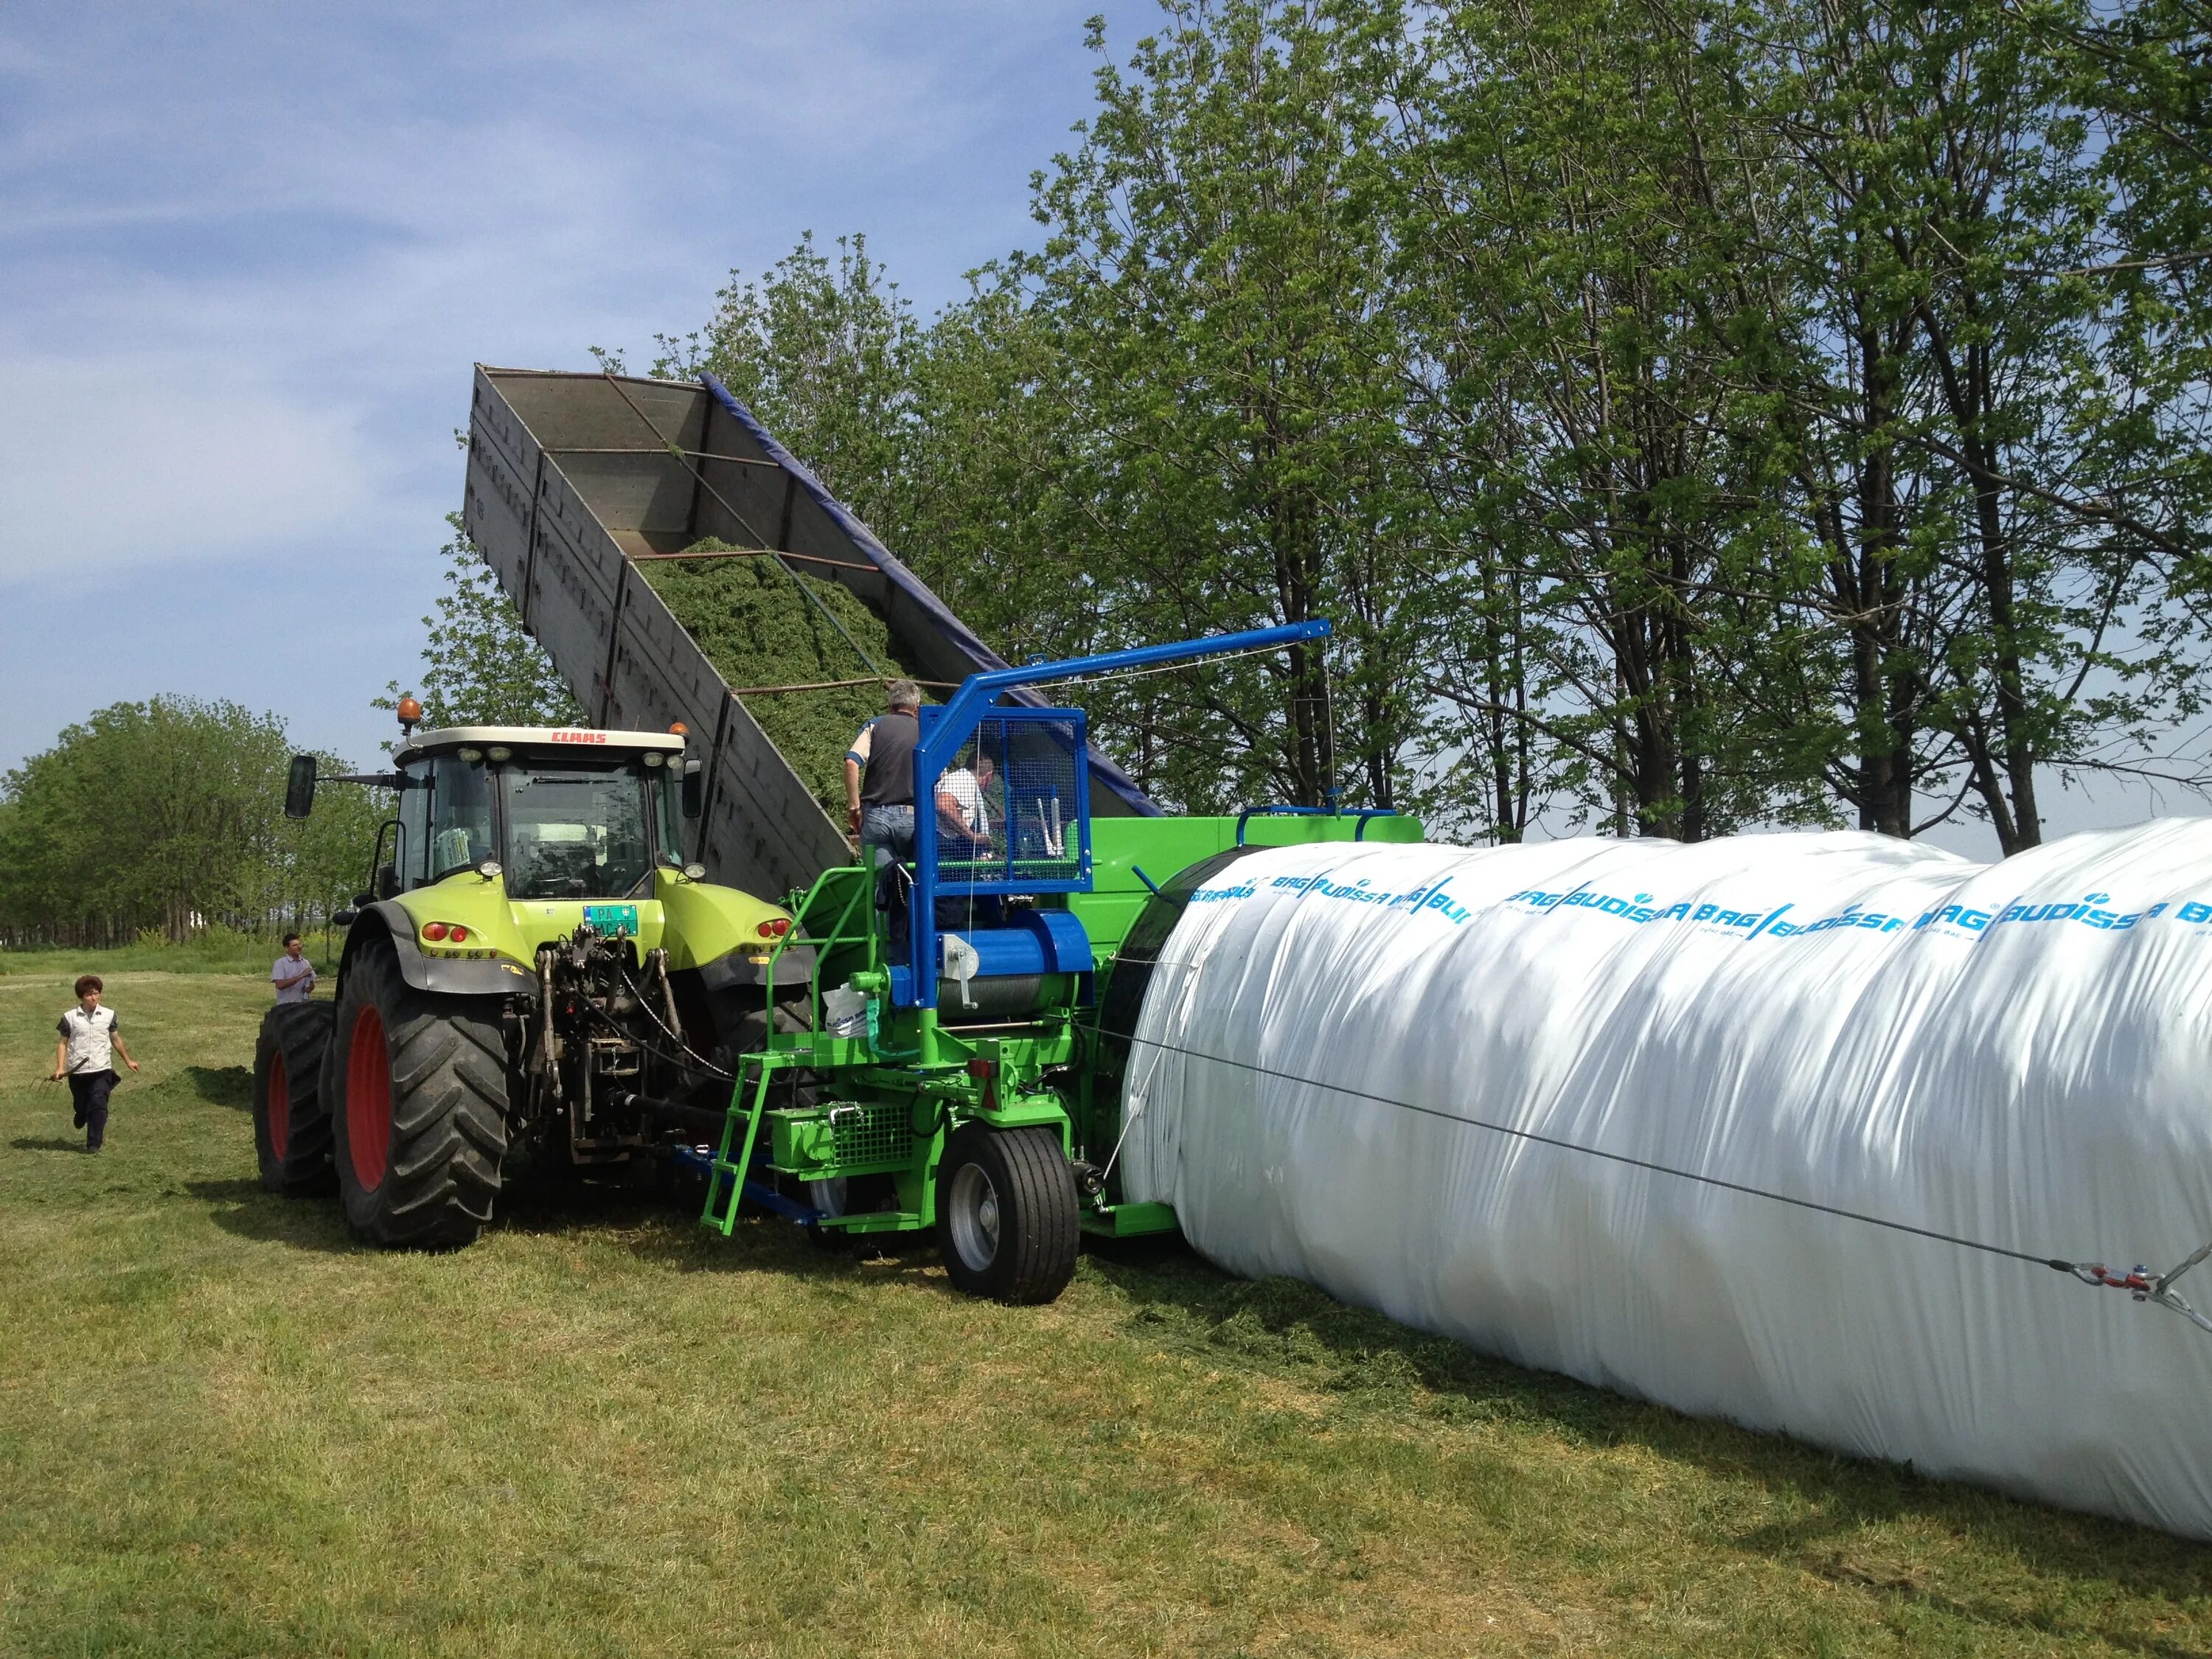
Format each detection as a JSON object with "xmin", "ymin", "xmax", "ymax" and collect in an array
[{"xmin": 549, "ymin": 731, "xmax": 607, "ymax": 744}]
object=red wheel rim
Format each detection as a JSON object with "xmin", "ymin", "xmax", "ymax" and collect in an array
[
  {"xmin": 347, "ymin": 1004, "xmax": 392, "ymax": 1191},
  {"xmin": 268, "ymin": 1050, "xmax": 291, "ymax": 1160}
]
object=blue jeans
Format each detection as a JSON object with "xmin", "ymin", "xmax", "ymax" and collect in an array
[
  {"xmin": 860, "ymin": 804, "xmax": 915, "ymax": 872},
  {"xmin": 69, "ymin": 1070, "xmax": 114, "ymax": 1150},
  {"xmin": 860, "ymin": 805, "xmax": 916, "ymax": 954}
]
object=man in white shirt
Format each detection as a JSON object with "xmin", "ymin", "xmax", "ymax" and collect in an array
[
  {"xmin": 935, "ymin": 751, "xmax": 995, "ymax": 857},
  {"xmin": 50, "ymin": 974, "xmax": 138, "ymax": 1152},
  {"xmin": 271, "ymin": 933, "xmax": 316, "ymax": 1004}
]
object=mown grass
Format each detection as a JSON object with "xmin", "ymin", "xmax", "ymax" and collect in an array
[{"xmin": 3, "ymin": 972, "xmax": 2209, "ymax": 1657}]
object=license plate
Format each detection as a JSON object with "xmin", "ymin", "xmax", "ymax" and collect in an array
[{"xmin": 582, "ymin": 903, "xmax": 639, "ymax": 937}]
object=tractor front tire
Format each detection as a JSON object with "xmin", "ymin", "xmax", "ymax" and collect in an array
[
  {"xmin": 330, "ymin": 937, "xmax": 509, "ymax": 1248},
  {"xmin": 252, "ymin": 1002, "xmax": 336, "ymax": 1195},
  {"xmin": 935, "ymin": 1125, "xmax": 1079, "ymax": 1304}
]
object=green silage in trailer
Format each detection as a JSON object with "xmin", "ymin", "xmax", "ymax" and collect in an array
[{"xmin": 637, "ymin": 541, "xmax": 940, "ymax": 811}]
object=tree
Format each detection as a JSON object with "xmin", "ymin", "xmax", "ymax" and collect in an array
[
  {"xmin": 1393, "ymin": 0, "xmax": 2212, "ymax": 848},
  {"xmin": 1397, "ymin": 0, "xmax": 1832, "ymax": 841},
  {"xmin": 0, "ymin": 700, "xmax": 385, "ymax": 945},
  {"xmin": 381, "ymin": 515, "xmax": 582, "ymax": 729},
  {"xmin": 659, "ymin": 232, "xmax": 922, "ymax": 540},
  {"xmin": 1024, "ymin": 0, "xmax": 1430, "ymax": 812},
  {"xmin": 1742, "ymin": 0, "xmax": 2212, "ymax": 850},
  {"xmin": 898, "ymin": 270, "xmax": 1113, "ymax": 672},
  {"xmin": 631, "ymin": 0, "xmax": 2211, "ymax": 850}
]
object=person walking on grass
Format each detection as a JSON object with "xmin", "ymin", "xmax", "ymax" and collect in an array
[
  {"xmin": 271, "ymin": 932, "xmax": 316, "ymax": 1003},
  {"xmin": 49, "ymin": 974, "xmax": 138, "ymax": 1153}
]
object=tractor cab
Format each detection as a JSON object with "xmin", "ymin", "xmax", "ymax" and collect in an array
[
  {"xmin": 283, "ymin": 717, "xmax": 793, "ymax": 1004},
  {"xmin": 381, "ymin": 726, "xmax": 691, "ymax": 902}
]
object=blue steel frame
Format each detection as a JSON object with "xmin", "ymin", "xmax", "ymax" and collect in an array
[
  {"xmin": 897, "ymin": 619, "xmax": 1333, "ymax": 1009},
  {"xmin": 915, "ymin": 704, "xmax": 1093, "ymax": 898}
]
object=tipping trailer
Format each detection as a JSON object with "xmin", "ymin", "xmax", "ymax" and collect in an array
[{"xmin": 461, "ymin": 367, "xmax": 1161, "ymax": 905}]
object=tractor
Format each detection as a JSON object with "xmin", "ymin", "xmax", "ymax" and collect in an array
[{"xmin": 252, "ymin": 703, "xmax": 803, "ymax": 1247}]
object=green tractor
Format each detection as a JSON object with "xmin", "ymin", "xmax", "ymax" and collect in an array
[{"xmin": 254, "ymin": 707, "xmax": 801, "ymax": 1247}]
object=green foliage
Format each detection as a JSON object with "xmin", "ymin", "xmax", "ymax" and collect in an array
[
  {"xmin": 1022, "ymin": 0, "xmax": 1428, "ymax": 812},
  {"xmin": 637, "ymin": 543, "xmax": 938, "ymax": 810},
  {"xmin": 379, "ymin": 515, "xmax": 581, "ymax": 730},
  {"xmin": 0, "ymin": 699, "xmax": 387, "ymax": 947},
  {"xmin": 659, "ymin": 233, "xmax": 920, "ymax": 538},
  {"xmin": 637, "ymin": 0, "xmax": 2210, "ymax": 850}
]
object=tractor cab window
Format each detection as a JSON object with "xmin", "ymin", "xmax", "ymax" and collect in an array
[
  {"xmin": 395, "ymin": 761, "xmax": 431, "ymax": 891},
  {"xmin": 655, "ymin": 767, "xmax": 686, "ymax": 863},
  {"xmin": 502, "ymin": 763, "xmax": 653, "ymax": 900},
  {"xmin": 428, "ymin": 755, "xmax": 494, "ymax": 881}
]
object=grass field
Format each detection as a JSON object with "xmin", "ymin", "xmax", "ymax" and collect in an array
[
  {"xmin": 0, "ymin": 933, "xmax": 335, "ymax": 980},
  {"xmin": 4, "ymin": 971, "xmax": 2210, "ymax": 1657}
]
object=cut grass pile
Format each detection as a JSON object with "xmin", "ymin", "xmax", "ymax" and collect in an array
[
  {"xmin": 4, "ymin": 971, "xmax": 2211, "ymax": 1656},
  {"xmin": 641, "ymin": 543, "xmax": 939, "ymax": 813}
]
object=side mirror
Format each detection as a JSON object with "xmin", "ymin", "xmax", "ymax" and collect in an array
[
  {"xmin": 375, "ymin": 864, "xmax": 400, "ymax": 901},
  {"xmin": 681, "ymin": 758, "xmax": 703, "ymax": 820},
  {"xmin": 285, "ymin": 754, "xmax": 318, "ymax": 819}
]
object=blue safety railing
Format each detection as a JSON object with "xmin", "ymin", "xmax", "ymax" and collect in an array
[{"xmin": 897, "ymin": 620, "xmax": 1334, "ymax": 1010}]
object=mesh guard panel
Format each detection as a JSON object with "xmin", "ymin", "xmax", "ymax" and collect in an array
[{"xmin": 931, "ymin": 710, "xmax": 1089, "ymax": 894}]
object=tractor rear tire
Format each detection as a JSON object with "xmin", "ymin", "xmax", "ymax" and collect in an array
[
  {"xmin": 330, "ymin": 936, "xmax": 509, "ymax": 1248},
  {"xmin": 935, "ymin": 1124, "xmax": 1079, "ymax": 1304},
  {"xmin": 252, "ymin": 1002, "xmax": 337, "ymax": 1195}
]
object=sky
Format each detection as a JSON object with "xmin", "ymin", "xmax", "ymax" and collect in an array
[
  {"xmin": 0, "ymin": 2, "xmax": 2193, "ymax": 859},
  {"xmin": 0, "ymin": 1, "xmax": 1141, "ymax": 776}
]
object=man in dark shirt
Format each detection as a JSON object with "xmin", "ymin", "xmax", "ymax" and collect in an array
[{"xmin": 846, "ymin": 681, "xmax": 922, "ymax": 948}]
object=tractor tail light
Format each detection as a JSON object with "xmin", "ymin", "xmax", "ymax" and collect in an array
[
  {"xmin": 421, "ymin": 922, "xmax": 448, "ymax": 942},
  {"xmin": 448, "ymin": 925, "xmax": 468, "ymax": 943},
  {"xmin": 756, "ymin": 917, "xmax": 791, "ymax": 939}
]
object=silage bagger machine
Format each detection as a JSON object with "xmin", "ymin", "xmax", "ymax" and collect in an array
[
  {"xmin": 253, "ymin": 624, "xmax": 1422, "ymax": 1300},
  {"xmin": 673, "ymin": 620, "xmax": 1417, "ymax": 1302}
]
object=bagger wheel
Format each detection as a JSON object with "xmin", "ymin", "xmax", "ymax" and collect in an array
[
  {"xmin": 935, "ymin": 1125, "xmax": 1079, "ymax": 1304},
  {"xmin": 330, "ymin": 935, "xmax": 509, "ymax": 1248},
  {"xmin": 252, "ymin": 1002, "xmax": 337, "ymax": 1195}
]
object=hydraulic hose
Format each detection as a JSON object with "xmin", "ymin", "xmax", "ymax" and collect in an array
[{"xmin": 623, "ymin": 1093, "xmax": 734, "ymax": 1137}]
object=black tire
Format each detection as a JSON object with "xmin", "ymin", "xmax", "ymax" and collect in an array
[
  {"xmin": 329, "ymin": 936, "xmax": 509, "ymax": 1248},
  {"xmin": 934, "ymin": 1124, "xmax": 1079, "ymax": 1304},
  {"xmin": 253, "ymin": 1002, "xmax": 338, "ymax": 1195}
]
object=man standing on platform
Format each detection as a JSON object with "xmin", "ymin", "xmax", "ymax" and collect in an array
[{"xmin": 845, "ymin": 680, "xmax": 922, "ymax": 948}]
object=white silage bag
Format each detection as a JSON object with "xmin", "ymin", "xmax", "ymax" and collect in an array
[{"xmin": 1119, "ymin": 821, "xmax": 2212, "ymax": 1537}]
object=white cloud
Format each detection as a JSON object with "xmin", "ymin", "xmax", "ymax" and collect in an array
[{"xmin": 0, "ymin": 358, "xmax": 378, "ymax": 580}]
